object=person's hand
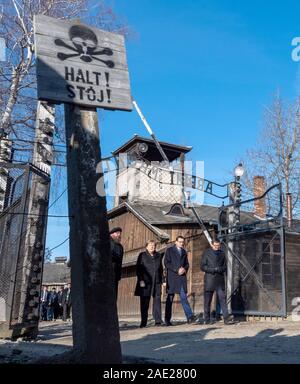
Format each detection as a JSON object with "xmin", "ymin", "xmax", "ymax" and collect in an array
[
  {"xmin": 140, "ymin": 280, "xmax": 146, "ymax": 288},
  {"xmin": 178, "ymin": 267, "xmax": 186, "ymax": 275},
  {"xmin": 214, "ymin": 267, "xmax": 222, "ymax": 273}
]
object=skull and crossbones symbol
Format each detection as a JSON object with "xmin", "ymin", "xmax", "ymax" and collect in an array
[{"xmin": 54, "ymin": 25, "xmax": 115, "ymax": 68}]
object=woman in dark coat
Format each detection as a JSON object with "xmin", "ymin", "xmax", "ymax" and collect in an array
[{"xmin": 134, "ymin": 240, "xmax": 163, "ymax": 328}]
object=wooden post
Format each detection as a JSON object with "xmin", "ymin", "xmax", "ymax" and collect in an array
[{"xmin": 64, "ymin": 104, "xmax": 121, "ymax": 363}]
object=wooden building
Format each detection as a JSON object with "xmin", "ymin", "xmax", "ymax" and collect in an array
[{"xmin": 42, "ymin": 256, "xmax": 70, "ymax": 290}]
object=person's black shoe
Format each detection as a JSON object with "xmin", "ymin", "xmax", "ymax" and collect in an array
[
  {"xmin": 203, "ymin": 319, "xmax": 213, "ymax": 325},
  {"xmin": 224, "ymin": 316, "xmax": 235, "ymax": 325},
  {"xmin": 187, "ymin": 315, "xmax": 197, "ymax": 324},
  {"xmin": 155, "ymin": 322, "xmax": 162, "ymax": 326},
  {"xmin": 139, "ymin": 323, "xmax": 147, "ymax": 328},
  {"xmin": 165, "ymin": 321, "xmax": 173, "ymax": 326}
]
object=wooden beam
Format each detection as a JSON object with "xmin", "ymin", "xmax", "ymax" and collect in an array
[{"xmin": 64, "ymin": 104, "xmax": 121, "ymax": 363}]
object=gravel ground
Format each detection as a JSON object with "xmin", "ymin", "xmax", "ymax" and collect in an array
[{"xmin": 1, "ymin": 318, "xmax": 300, "ymax": 364}]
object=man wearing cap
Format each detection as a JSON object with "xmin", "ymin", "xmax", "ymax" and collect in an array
[{"xmin": 110, "ymin": 227, "xmax": 124, "ymax": 299}]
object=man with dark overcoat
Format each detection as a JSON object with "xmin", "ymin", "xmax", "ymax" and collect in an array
[
  {"xmin": 201, "ymin": 239, "xmax": 235, "ymax": 325},
  {"xmin": 47, "ymin": 287, "xmax": 58, "ymax": 321},
  {"xmin": 164, "ymin": 236, "xmax": 196, "ymax": 325},
  {"xmin": 110, "ymin": 227, "xmax": 124, "ymax": 299},
  {"xmin": 134, "ymin": 240, "xmax": 163, "ymax": 328},
  {"xmin": 61, "ymin": 283, "xmax": 72, "ymax": 321},
  {"xmin": 57, "ymin": 286, "xmax": 64, "ymax": 319}
]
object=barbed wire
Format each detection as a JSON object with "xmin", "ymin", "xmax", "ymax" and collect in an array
[
  {"xmin": 1, "ymin": 212, "xmax": 71, "ymax": 217},
  {"xmin": 0, "ymin": 137, "xmax": 67, "ymax": 148}
]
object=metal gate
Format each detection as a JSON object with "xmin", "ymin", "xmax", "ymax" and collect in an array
[
  {"xmin": 218, "ymin": 184, "xmax": 286, "ymax": 317},
  {"xmin": 0, "ymin": 163, "xmax": 50, "ymax": 337}
]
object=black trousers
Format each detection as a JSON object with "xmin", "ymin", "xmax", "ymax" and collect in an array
[
  {"xmin": 140, "ymin": 293, "xmax": 162, "ymax": 326},
  {"xmin": 204, "ymin": 287, "xmax": 229, "ymax": 321},
  {"xmin": 53, "ymin": 304, "xmax": 60, "ymax": 320},
  {"xmin": 63, "ymin": 303, "xmax": 71, "ymax": 321},
  {"xmin": 40, "ymin": 302, "xmax": 47, "ymax": 320}
]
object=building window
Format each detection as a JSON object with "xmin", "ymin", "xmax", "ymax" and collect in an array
[{"xmin": 165, "ymin": 203, "xmax": 186, "ymax": 216}]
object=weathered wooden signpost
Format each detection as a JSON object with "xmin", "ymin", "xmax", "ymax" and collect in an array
[{"xmin": 34, "ymin": 15, "xmax": 132, "ymax": 363}]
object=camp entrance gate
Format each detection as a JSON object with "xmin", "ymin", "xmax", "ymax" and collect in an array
[{"xmin": 218, "ymin": 184, "xmax": 286, "ymax": 317}]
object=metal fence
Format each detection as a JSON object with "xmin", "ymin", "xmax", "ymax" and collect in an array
[
  {"xmin": 218, "ymin": 184, "xmax": 286, "ymax": 316},
  {"xmin": 0, "ymin": 163, "xmax": 50, "ymax": 335}
]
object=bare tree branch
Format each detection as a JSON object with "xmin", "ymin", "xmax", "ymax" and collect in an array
[{"xmin": 239, "ymin": 93, "xmax": 300, "ymax": 218}]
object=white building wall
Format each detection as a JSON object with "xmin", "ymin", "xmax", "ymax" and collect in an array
[{"xmin": 114, "ymin": 161, "xmax": 183, "ymax": 206}]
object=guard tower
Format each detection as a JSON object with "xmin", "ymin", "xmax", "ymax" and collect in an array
[{"xmin": 112, "ymin": 135, "xmax": 192, "ymax": 207}]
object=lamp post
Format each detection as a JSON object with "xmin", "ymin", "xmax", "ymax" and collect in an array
[{"xmin": 227, "ymin": 163, "xmax": 244, "ymax": 313}]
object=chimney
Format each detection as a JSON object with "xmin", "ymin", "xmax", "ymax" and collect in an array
[
  {"xmin": 55, "ymin": 256, "xmax": 67, "ymax": 264},
  {"xmin": 286, "ymin": 193, "xmax": 292, "ymax": 229},
  {"xmin": 253, "ymin": 176, "xmax": 266, "ymax": 219}
]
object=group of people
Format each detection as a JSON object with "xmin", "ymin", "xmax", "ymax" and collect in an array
[
  {"xmin": 41, "ymin": 228, "xmax": 234, "ymax": 327},
  {"xmin": 110, "ymin": 226, "xmax": 235, "ymax": 328},
  {"xmin": 40, "ymin": 283, "xmax": 72, "ymax": 322}
]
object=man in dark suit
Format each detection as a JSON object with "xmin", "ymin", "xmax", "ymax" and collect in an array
[
  {"xmin": 164, "ymin": 236, "xmax": 196, "ymax": 325},
  {"xmin": 57, "ymin": 286, "xmax": 64, "ymax": 319},
  {"xmin": 40, "ymin": 286, "xmax": 49, "ymax": 321},
  {"xmin": 47, "ymin": 287, "xmax": 58, "ymax": 321},
  {"xmin": 62, "ymin": 283, "xmax": 72, "ymax": 321},
  {"xmin": 201, "ymin": 239, "xmax": 235, "ymax": 325},
  {"xmin": 134, "ymin": 240, "xmax": 163, "ymax": 328},
  {"xmin": 110, "ymin": 227, "xmax": 124, "ymax": 300}
]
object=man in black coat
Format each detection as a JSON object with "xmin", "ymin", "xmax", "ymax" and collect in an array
[
  {"xmin": 57, "ymin": 286, "xmax": 64, "ymax": 319},
  {"xmin": 164, "ymin": 236, "xmax": 196, "ymax": 325},
  {"xmin": 134, "ymin": 240, "xmax": 163, "ymax": 328},
  {"xmin": 201, "ymin": 239, "xmax": 234, "ymax": 325},
  {"xmin": 110, "ymin": 227, "xmax": 124, "ymax": 299},
  {"xmin": 61, "ymin": 283, "xmax": 72, "ymax": 321},
  {"xmin": 47, "ymin": 287, "xmax": 58, "ymax": 321}
]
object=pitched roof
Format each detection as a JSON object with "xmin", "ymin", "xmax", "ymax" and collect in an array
[
  {"xmin": 42, "ymin": 262, "xmax": 70, "ymax": 285},
  {"xmin": 112, "ymin": 135, "xmax": 192, "ymax": 162},
  {"xmin": 108, "ymin": 199, "xmax": 300, "ymax": 242},
  {"xmin": 108, "ymin": 199, "xmax": 272, "ymax": 240},
  {"xmin": 130, "ymin": 201, "xmax": 220, "ymax": 225},
  {"xmin": 109, "ymin": 200, "xmax": 256, "ymax": 225}
]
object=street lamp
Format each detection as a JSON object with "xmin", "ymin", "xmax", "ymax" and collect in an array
[
  {"xmin": 234, "ymin": 163, "xmax": 244, "ymax": 180},
  {"xmin": 233, "ymin": 163, "xmax": 244, "ymax": 204},
  {"xmin": 226, "ymin": 163, "xmax": 244, "ymax": 314}
]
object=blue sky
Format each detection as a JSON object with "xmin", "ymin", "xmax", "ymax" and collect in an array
[{"xmin": 45, "ymin": 0, "xmax": 300, "ymax": 258}]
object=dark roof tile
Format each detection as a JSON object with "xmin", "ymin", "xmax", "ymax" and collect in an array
[{"xmin": 42, "ymin": 262, "xmax": 70, "ymax": 284}]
